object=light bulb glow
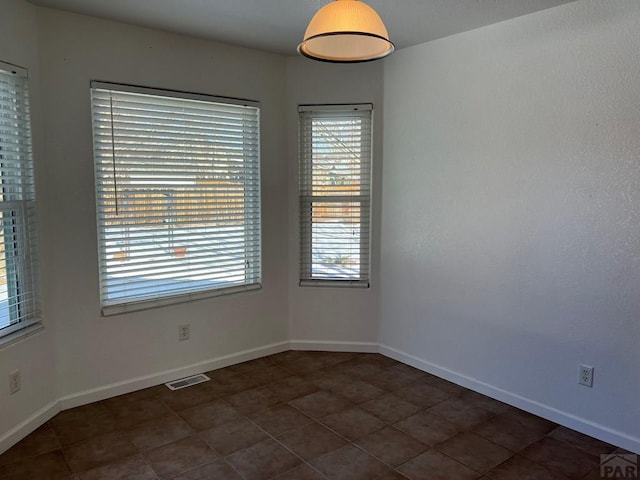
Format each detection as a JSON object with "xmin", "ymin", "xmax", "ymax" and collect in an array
[{"xmin": 298, "ymin": 0, "xmax": 394, "ymax": 63}]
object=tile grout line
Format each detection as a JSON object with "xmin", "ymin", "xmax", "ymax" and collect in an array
[{"xmin": 0, "ymin": 351, "xmax": 620, "ymax": 479}]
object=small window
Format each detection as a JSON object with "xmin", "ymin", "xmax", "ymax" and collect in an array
[
  {"xmin": 298, "ymin": 104, "xmax": 372, "ymax": 287},
  {"xmin": 91, "ymin": 82, "xmax": 261, "ymax": 315},
  {"xmin": 0, "ymin": 61, "xmax": 41, "ymax": 338}
]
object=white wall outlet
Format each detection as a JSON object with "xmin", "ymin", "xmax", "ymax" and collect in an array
[
  {"xmin": 179, "ymin": 324, "xmax": 190, "ymax": 341},
  {"xmin": 8, "ymin": 370, "xmax": 21, "ymax": 395},
  {"xmin": 579, "ymin": 365, "xmax": 594, "ymax": 388}
]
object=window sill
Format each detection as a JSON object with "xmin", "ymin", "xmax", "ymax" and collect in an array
[
  {"xmin": 0, "ymin": 322, "xmax": 45, "ymax": 350},
  {"xmin": 299, "ymin": 280, "xmax": 370, "ymax": 288},
  {"xmin": 101, "ymin": 283, "xmax": 263, "ymax": 316}
]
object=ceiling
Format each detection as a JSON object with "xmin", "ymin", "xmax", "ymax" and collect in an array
[{"xmin": 29, "ymin": 0, "xmax": 579, "ymax": 55}]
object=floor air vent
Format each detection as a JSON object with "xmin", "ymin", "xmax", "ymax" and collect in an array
[{"xmin": 165, "ymin": 373, "xmax": 210, "ymax": 391}]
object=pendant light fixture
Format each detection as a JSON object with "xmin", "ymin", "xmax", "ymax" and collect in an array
[{"xmin": 298, "ymin": 0, "xmax": 394, "ymax": 63}]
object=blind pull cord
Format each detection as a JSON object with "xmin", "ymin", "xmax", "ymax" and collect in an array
[{"xmin": 109, "ymin": 93, "xmax": 119, "ymax": 215}]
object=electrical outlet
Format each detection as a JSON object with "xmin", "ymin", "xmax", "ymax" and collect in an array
[
  {"xmin": 8, "ymin": 370, "xmax": 20, "ymax": 395},
  {"xmin": 179, "ymin": 324, "xmax": 190, "ymax": 341},
  {"xmin": 579, "ymin": 365, "xmax": 594, "ymax": 388}
]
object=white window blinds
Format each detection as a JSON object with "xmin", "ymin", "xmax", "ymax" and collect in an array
[
  {"xmin": 299, "ymin": 104, "xmax": 372, "ymax": 287},
  {"xmin": 0, "ymin": 62, "xmax": 40, "ymax": 337},
  {"xmin": 91, "ymin": 82, "xmax": 261, "ymax": 315}
]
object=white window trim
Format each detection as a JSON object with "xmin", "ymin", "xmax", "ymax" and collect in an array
[
  {"xmin": 0, "ymin": 61, "xmax": 42, "ymax": 340},
  {"xmin": 298, "ymin": 103, "xmax": 373, "ymax": 288},
  {"xmin": 90, "ymin": 81, "xmax": 259, "ymax": 109},
  {"xmin": 0, "ymin": 321, "xmax": 44, "ymax": 349},
  {"xmin": 91, "ymin": 82, "xmax": 262, "ymax": 315},
  {"xmin": 102, "ymin": 283, "xmax": 262, "ymax": 316}
]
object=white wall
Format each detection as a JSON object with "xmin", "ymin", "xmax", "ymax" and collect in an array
[
  {"xmin": 286, "ymin": 58, "xmax": 384, "ymax": 348},
  {"xmin": 4, "ymin": 0, "xmax": 640, "ymax": 456},
  {"xmin": 381, "ymin": 0, "xmax": 640, "ymax": 452},
  {"xmin": 0, "ymin": 0, "xmax": 58, "ymax": 448},
  {"xmin": 35, "ymin": 8, "xmax": 290, "ymax": 399},
  {"xmin": 2, "ymin": 2, "xmax": 389, "ymax": 453}
]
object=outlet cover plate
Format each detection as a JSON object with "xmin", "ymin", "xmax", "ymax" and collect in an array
[
  {"xmin": 9, "ymin": 370, "xmax": 21, "ymax": 395},
  {"xmin": 179, "ymin": 324, "xmax": 190, "ymax": 341},
  {"xmin": 579, "ymin": 365, "xmax": 594, "ymax": 388}
]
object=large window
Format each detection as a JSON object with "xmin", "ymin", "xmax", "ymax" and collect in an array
[
  {"xmin": 298, "ymin": 104, "xmax": 372, "ymax": 287},
  {"xmin": 0, "ymin": 62, "xmax": 40, "ymax": 338},
  {"xmin": 91, "ymin": 82, "xmax": 261, "ymax": 315}
]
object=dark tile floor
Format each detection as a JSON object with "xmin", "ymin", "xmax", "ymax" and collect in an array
[{"xmin": 0, "ymin": 351, "xmax": 627, "ymax": 479}]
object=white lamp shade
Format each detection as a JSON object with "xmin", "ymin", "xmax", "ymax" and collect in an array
[{"xmin": 298, "ymin": 0, "xmax": 394, "ymax": 62}]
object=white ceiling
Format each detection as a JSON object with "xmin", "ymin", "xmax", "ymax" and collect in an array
[{"xmin": 28, "ymin": 0, "xmax": 579, "ymax": 55}]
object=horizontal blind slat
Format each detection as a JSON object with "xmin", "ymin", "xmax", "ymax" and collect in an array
[
  {"xmin": 92, "ymin": 84, "xmax": 261, "ymax": 310},
  {"xmin": 298, "ymin": 106, "xmax": 372, "ymax": 285},
  {"xmin": 0, "ymin": 65, "xmax": 41, "ymax": 334}
]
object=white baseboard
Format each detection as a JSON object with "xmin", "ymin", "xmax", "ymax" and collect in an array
[
  {"xmin": 59, "ymin": 341, "xmax": 290, "ymax": 410},
  {"xmin": 289, "ymin": 340, "xmax": 379, "ymax": 353},
  {"xmin": 4, "ymin": 341, "xmax": 637, "ymax": 457},
  {"xmin": 380, "ymin": 344, "xmax": 640, "ymax": 454},
  {"xmin": 0, "ymin": 341, "xmax": 289, "ymax": 455},
  {"xmin": 0, "ymin": 400, "xmax": 59, "ymax": 455}
]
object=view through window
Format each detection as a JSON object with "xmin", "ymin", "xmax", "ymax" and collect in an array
[
  {"xmin": 299, "ymin": 105, "xmax": 372, "ymax": 286},
  {"xmin": 91, "ymin": 83, "xmax": 261, "ymax": 314},
  {"xmin": 0, "ymin": 61, "xmax": 40, "ymax": 336}
]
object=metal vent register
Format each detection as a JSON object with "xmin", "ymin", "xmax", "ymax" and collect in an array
[{"xmin": 165, "ymin": 373, "xmax": 210, "ymax": 391}]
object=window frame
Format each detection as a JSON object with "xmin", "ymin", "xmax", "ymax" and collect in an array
[
  {"xmin": 298, "ymin": 103, "xmax": 373, "ymax": 288},
  {"xmin": 0, "ymin": 60, "xmax": 41, "ymax": 340},
  {"xmin": 90, "ymin": 81, "xmax": 262, "ymax": 316}
]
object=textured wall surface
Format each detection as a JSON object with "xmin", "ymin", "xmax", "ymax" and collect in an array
[
  {"xmin": 3, "ymin": 0, "xmax": 640, "ymax": 456},
  {"xmin": 0, "ymin": 0, "xmax": 58, "ymax": 447},
  {"xmin": 381, "ymin": 0, "xmax": 640, "ymax": 451},
  {"xmin": 36, "ymin": 8, "xmax": 290, "ymax": 398},
  {"xmin": 286, "ymin": 58, "xmax": 384, "ymax": 346}
]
